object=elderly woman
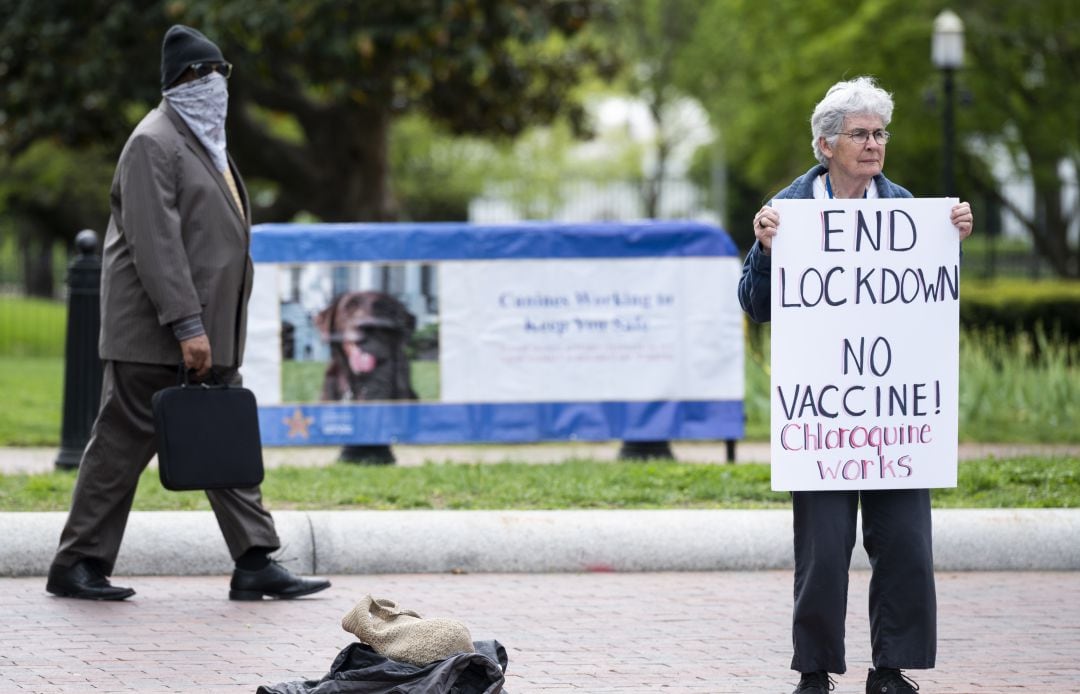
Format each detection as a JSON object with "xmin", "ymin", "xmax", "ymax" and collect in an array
[{"xmin": 737, "ymin": 76, "xmax": 973, "ymax": 694}]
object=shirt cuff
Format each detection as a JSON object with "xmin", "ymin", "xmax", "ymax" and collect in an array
[{"xmin": 171, "ymin": 314, "xmax": 206, "ymax": 342}]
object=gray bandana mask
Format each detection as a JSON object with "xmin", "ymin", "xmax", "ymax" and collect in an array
[{"xmin": 163, "ymin": 72, "xmax": 229, "ymax": 172}]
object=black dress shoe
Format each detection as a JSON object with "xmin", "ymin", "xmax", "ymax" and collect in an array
[
  {"xmin": 46, "ymin": 560, "xmax": 135, "ymax": 601},
  {"xmin": 229, "ymin": 560, "xmax": 331, "ymax": 601}
]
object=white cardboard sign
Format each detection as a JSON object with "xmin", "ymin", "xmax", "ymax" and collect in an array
[{"xmin": 770, "ymin": 198, "xmax": 960, "ymax": 491}]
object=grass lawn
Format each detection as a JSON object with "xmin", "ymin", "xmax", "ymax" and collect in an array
[
  {"xmin": 2, "ymin": 455, "xmax": 1076, "ymax": 512},
  {"xmin": 0, "ymin": 295, "xmax": 65, "ymax": 357},
  {"xmin": 0, "ymin": 357, "xmax": 63, "ymax": 446}
]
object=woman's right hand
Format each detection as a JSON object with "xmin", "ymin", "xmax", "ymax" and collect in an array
[{"xmin": 753, "ymin": 206, "xmax": 779, "ymax": 254}]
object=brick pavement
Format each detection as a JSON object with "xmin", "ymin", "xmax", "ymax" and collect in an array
[{"xmin": 1, "ymin": 571, "xmax": 1078, "ymax": 693}]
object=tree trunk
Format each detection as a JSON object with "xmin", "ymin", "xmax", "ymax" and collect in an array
[
  {"xmin": 1031, "ymin": 177, "xmax": 1078, "ymax": 279},
  {"xmin": 18, "ymin": 227, "xmax": 57, "ymax": 298},
  {"xmin": 306, "ymin": 104, "xmax": 396, "ymax": 222},
  {"xmin": 230, "ymin": 94, "xmax": 396, "ymax": 224},
  {"xmin": 968, "ymin": 152, "xmax": 1079, "ymax": 280}
]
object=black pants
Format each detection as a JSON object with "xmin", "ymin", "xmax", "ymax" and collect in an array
[
  {"xmin": 53, "ymin": 361, "xmax": 280, "ymax": 575},
  {"xmin": 790, "ymin": 489, "xmax": 936, "ymax": 674}
]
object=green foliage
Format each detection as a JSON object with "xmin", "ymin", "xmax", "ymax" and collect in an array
[
  {"xmin": 604, "ymin": 0, "xmax": 708, "ymax": 215},
  {"xmin": 4, "ymin": 455, "xmax": 1076, "ymax": 511},
  {"xmin": 957, "ymin": 235, "xmax": 1057, "ymax": 281},
  {"xmin": 674, "ymin": 0, "xmax": 1080, "ymax": 276},
  {"xmin": 0, "ymin": 140, "xmax": 113, "ymax": 227},
  {"xmin": 389, "ymin": 115, "xmax": 494, "ymax": 221},
  {"xmin": 956, "ymin": 0, "xmax": 1080, "ymax": 277},
  {"xmin": 0, "ymin": 140, "xmax": 114, "ymax": 296},
  {"xmin": 961, "ymin": 280, "xmax": 1080, "ymax": 341},
  {"xmin": 1, "ymin": 0, "xmax": 619, "ymax": 223},
  {"xmin": 678, "ymin": 0, "xmax": 929, "ymax": 193},
  {"xmin": 482, "ymin": 123, "xmax": 576, "ymax": 219},
  {"xmin": 0, "ymin": 1, "xmax": 163, "ymax": 153},
  {"xmin": 958, "ymin": 328, "xmax": 1079, "ymax": 443},
  {"xmin": 0, "ymin": 0, "xmax": 611, "ymax": 151}
]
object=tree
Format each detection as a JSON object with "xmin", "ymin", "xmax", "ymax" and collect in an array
[
  {"xmin": 676, "ymin": 0, "xmax": 952, "ymax": 237},
  {"xmin": 389, "ymin": 114, "xmax": 495, "ymax": 222},
  {"xmin": 956, "ymin": 0, "xmax": 1080, "ymax": 278},
  {"xmin": 0, "ymin": 0, "xmax": 617, "ymax": 224},
  {"xmin": 609, "ymin": 0, "xmax": 705, "ymax": 218},
  {"xmin": 0, "ymin": 143, "xmax": 114, "ymax": 296},
  {"xmin": 674, "ymin": 0, "xmax": 1078, "ymax": 277}
]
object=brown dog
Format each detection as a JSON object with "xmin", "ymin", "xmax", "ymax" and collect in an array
[{"xmin": 314, "ymin": 291, "xmax": 419, "ymax": 402}]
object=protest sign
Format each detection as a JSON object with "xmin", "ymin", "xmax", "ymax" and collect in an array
[{"xmin": 770, "ymin": 198, "xmax": 960, "ymax": 491}]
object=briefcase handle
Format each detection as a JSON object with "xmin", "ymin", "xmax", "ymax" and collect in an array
[{"xmin": 174, "ymin": 363, "xmax": 228, "ymax": 389}]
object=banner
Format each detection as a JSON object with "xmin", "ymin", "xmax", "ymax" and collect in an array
[
  {"xmin": 439, "ymin": 258, "xmax": 742, "ymax": 402},
  {"xmin": 769, "ymin": 199, "xmax": 960, "ymax": 491},
  {"xmin": 243, "ymin": 222, "xmax": 745, "ymax": 446}
]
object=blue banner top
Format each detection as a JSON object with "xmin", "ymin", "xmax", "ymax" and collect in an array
[{"xmin": 250, "ymin": 220, "xmax": 737, "ymax": 263}]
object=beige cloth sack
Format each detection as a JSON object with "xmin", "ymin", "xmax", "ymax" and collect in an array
[{"xmin": 341, "ymin": 595, "xmax": 475, "ymax": 667}]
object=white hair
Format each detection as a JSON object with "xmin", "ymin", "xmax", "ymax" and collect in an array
[{"xmin": 810, "ymin": 76, "xmax": 894, "ymax": 167}]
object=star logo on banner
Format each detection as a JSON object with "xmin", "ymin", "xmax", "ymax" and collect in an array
[{"xmin": 283, "ymin": 408, "xmax": 314, "ymax": 439}]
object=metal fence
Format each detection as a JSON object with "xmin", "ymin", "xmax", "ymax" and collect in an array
[
  {"xmin": 469, "ymin": 178, "xmax": 720, "ymax": 226},
  {"xmin": 0, "ymin": 236, "xmax": 71, "ymax": 358}
]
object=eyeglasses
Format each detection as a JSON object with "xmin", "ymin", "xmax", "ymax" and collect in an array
[
  {"xmin": 190, "ymin": 62, "xmax": 233, "ymax": 80},
  {"xmin": 839, "ymin": 128, "xmax": 890, "ymax": 145}
]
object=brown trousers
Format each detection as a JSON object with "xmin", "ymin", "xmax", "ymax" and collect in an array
[{"xmin": 52, "ymin": 361, "xmax": 280, "ymax": 574}]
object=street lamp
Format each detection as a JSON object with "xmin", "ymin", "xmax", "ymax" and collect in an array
[{"xmin": 932, "ymin": 9, "xmax": 965, "ymax": 197}]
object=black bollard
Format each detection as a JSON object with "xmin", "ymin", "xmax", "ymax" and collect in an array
[
  {"xmin": 55, "ymin": 230, "xmax": 103, "ymax": 470},
  {"xmin": 617, "ymin": 440, "xmax": 675, "ymax": 461}
]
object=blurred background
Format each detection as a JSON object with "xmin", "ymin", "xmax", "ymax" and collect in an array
[{"xmin": 1, "ymin": 0, "xmax": 1077, "ymax": 446}]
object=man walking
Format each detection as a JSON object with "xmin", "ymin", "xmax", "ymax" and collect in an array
[{"xmin": 46, "ymin": 25, "xmax": 330, "ymax": 602}]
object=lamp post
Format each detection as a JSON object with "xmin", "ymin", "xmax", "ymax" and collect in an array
[{"xmin": 932, "ymin": 9, "xmax": 965, "ymax": 197}]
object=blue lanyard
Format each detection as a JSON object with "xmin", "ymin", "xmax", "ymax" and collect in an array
[{"xmin": 825, "ymin": 174, "xmax": 867, "ymax": 199}]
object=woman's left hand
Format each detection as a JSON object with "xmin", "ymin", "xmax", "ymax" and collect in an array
[{"xmin": 951, "ymin": 202, "xmax": 974, "ymax": 241}]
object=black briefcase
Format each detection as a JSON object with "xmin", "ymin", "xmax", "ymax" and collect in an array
[{"xmin": 152, "ymin": 367, "xmax": 265, "ymax": 491}]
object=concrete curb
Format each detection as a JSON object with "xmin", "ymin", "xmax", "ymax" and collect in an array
[{"xmin": 3, "ymin": 508, "xmax": 1078, "ymax": 576}]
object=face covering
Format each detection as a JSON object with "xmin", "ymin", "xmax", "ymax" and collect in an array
[{"xmin": 162, "ymin": 72, "xmax": 229, "ymax": 172}]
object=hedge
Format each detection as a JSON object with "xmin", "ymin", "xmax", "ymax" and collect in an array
[{"xmin": 962, "ymin": 279, "xmax": 1080, "ymax": 341}]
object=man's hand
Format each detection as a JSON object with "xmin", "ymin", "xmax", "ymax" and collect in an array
[{"xmin": 180, "ymin": 334, "xmax": 212, "ymax": 379}]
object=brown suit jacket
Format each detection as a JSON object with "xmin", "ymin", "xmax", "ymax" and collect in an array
[{"xmin": 99, "ymin": 100, "xmax": 253, "ymax": 368}]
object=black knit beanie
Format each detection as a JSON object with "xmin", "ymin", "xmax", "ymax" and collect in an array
[{"xmin": 161, "ymin": 25, "xmax": 225, "ymax": 90}]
